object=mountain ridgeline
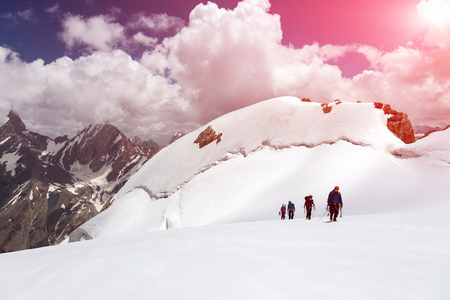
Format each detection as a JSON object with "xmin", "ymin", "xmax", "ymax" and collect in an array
[
  {"xmin": 0, "ymin": 98, "xmax": 432, "ymax": 252},
  {"xmin": 69, "ymin": 97, "xmax": 432, "ymax": 242},
  {"xmin": 0, "ymin": 111, "xmax": 160, "ymax": 252}
]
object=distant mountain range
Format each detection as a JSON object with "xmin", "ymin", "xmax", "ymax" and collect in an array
[{"xmin": 0, "ymin": 111, "xmax": 164, "ymax": 253}]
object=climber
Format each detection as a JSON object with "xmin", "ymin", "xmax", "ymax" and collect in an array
[
  {"xmin": 288, "ymin": 201, "xmax": 296, "ymax": 219},
  {"xmin": 279, "ymin": 204, "xmax": 286, "ymax": 220},
  {"xmin": 304, "ymin": 195, "xmax": 315, "ymax": 220},
  {"xmin": 327, "ymin": 186, "xmax": 343, "ymax": 222}
]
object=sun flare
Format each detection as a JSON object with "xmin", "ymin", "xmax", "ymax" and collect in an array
[{"xmin": 418, "ymin": 0, "xmax": 450, "ymax": 27}]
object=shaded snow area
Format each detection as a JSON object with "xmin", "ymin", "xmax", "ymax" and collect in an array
[{"xmin": 0, "ymin": 97, "xmax": 449, "ymax": 299}]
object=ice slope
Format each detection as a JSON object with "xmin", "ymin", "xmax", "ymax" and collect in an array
[{"xmin": 69, "ymin": 96, "xmax": 450, "ymax": 240}]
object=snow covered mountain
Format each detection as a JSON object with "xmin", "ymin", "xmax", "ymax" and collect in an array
[
  {"xmin": 69, "ymin": 96, "xmax": 448, "ymax": 241},
  {"xmin": 0, "ymin": 112, "xmax": 158, "ymax": 252},
  {"xmin": 1, "ymin": 97, "xmax": 450, "ymax": 300}
]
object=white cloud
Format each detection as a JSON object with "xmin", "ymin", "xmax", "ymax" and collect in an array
[
  {"xmin": 0, "ymin": 47, "xmax": 193, "ymax": 143},
  {"xmin": 140, "ymin": 45, "xmax": 170, "ymax": 75},
  {"xmin": 155, "ymin": 0, "xmax": 450, "ymax": 127},
  {"xmin": 2, "ymin": 0, "xmax": 450, "ymax": 145},
  {"xmin": 60, "ymin": 14, "xmax": 125, "ymax": 52},
  {"xmin": 132, "ymin": 32, "xmax": 158, "ymax": 47},
  {"xmin": 17, "ymin": 8, "xmax": 37, "ymax": 23},
  {"xmin": 130, "ymin": 13, "xmax": 185, "ymax": 33},
  {"xmin": 45, "ymin": 3, "xmax": 60, "ymax": 15},
  {"xmin": 0, "ymin": 8, "xmax": 37, "ymax": 25}
]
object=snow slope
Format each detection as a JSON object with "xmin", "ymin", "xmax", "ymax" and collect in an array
[
  {"xmin": 116, "ymin": 96, "xmax": 403, "ymax": 197},
  {"xmin": 70, "ymin": 96, "xmax": 449, "ymax": 239}
]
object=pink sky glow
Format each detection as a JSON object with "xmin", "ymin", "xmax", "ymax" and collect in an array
[{"xmin": 0, "ymin": 0, "xmax": 449, "ymax": 143}]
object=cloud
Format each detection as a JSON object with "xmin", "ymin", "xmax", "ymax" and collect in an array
[
  {"xmin": 132, "ymin": 32, "xmax": 158, "ymax": 47},
  {"xmin": 0, "ymin": 46, "xmax": 194, "ymax": 143},
  {"xmin": 0, "ymin": 8, "xmax": 37, "ymax": 25},
  {"xmin": 344, "ymin": 0, "xmax": 450, "ymax": 125},
  {"xmin": 144, "ymin": 0, "xmax": 353, "ymax": 123},
  {"xmin": 60, "ymin": 14, "xmax": 125, "ymax": 52},
  {"xmin": 130, "ymin": 13, "xmax": 185, "ymax": 33},
  {"xmin": 45, "ymin": 3, "xmax": 60, "ymax": 15},
  {"xmin": 59, "ymin": 11, "xmax": 184, "ymax": 56},
  {"xmin": 1, "ymin": 0, "xmax": 450, "ymax": 145},
  {"xmin": 352, "ymin": 43, "xmax": 450, "ymax": 125},
  {"xmin": 45, "ymin": 3, "xmax": 61, "ymax": 19},
  {"xmin": 150, "ymin": 0, "xmax": 450, "ymax": 127},
  {"xmin": 157, "ymin": 0, "xmax": 283, "ymax": 119}
]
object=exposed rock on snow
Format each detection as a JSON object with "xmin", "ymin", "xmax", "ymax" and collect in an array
[
  {"xmin": 321, "ymin": 103, "xmax": 333, "ymax": 113},
  {"xmin": 374, "ymin": 102, "xmax": 415, "ymax": 144},
  {"xmin": 194, "ymin": 125, "xmax": 223, "ymax": 148}
]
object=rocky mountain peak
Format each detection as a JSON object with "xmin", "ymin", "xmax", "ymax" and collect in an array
[
  {"xmin": 169, "ymin": 131, "xmax": 185, "ymax": 144},
  {"xmin": 0, "ymin": 117, "xmax": 155, "ymax": 253},
  {"xmin": 56, "ymin": 122, "xmax": 131, "ymax": 172},
  {"xmin": 6, "ymin": 110, "xmax": 26, "ymax": 132},
  {"xmin": 0, "ymin": 110, "xmax": 48, "ymax": 151}
]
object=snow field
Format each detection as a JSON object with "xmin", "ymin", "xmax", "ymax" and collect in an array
[{"xmin": 0, "ymin": 215, "xmax": 449, "ymax": 300}]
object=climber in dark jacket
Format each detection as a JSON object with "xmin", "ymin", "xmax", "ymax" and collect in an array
[
  {"xmin": 304, "ymin": 195, "xmax": 315, "ymax": 220},
  {"xmin": 287, "ymin": 201, "xmax": 295, "ymax": 219},
  {"xmin": 327, "ymin": 186, "xmax": 343, "ymax": 222}
]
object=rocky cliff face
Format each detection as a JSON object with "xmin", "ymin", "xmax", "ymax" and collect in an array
[
  {"xmin": 130, "ymin": 136, "xmax": 160, "ymax": 154},
  {"xmin": 0, "ymin": 112, "xmax": 158, "ymax": 253}
]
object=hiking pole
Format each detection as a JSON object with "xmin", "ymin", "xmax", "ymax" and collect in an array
[
  {"xmin": 319, "ymin": 206, "xmax": 329, "ymax": 221},
  {"xmin": 318, "ymin": 210, "xmax": 327, "ymax": 221},
  {"xmin": 319, "ymin": 206, "xmax": 328, "ymax": 221}
]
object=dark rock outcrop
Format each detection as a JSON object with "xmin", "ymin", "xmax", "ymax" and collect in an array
[
  {"xmin": 194, "ymin": 126, "xmax": 223, "ymax": 149},
  {"xmin": 322, "ymin": 103, "xmax": 333, "ymax": 114},
  {"xmin": 130, "ymin": 136, "xmax": 160, "ymax": 154}
]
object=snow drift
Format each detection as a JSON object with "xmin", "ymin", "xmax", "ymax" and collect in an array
[{"xmin": 69, "ymin": 96, "xmax": 450, "ymax": 241}]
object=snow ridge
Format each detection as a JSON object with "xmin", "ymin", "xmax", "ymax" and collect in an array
[{"xmin": 70, "ymin": 96, "xmax": 428, "ymax": 241}]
